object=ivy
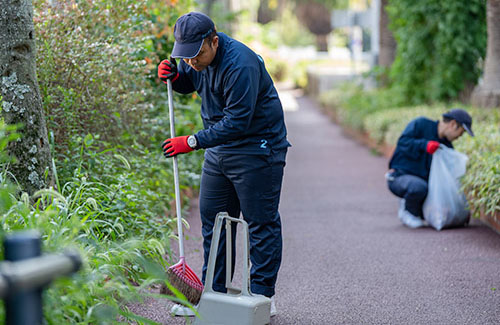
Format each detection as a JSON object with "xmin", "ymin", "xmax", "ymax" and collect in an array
[{"xmin": 387, "ymin": 0, "xmax": 487, "ymax": 104}]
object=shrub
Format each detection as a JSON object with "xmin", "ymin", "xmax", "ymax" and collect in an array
[
  {"xmin": 456, "ymin": 112, "xmax": 500, "ymax": 218},
  {"xmin": 319, "ymin": 83, "xmax": 405, "ymax": 131},
  {"xmin": 34, "ymin": 0, "xmax": 158, "ymax": 150},
  {"xmin": 265, "ymin": 57, "xmax": 289, "ymax": 82},
  {"xmin": 291, "ymin": 59, "xmax": 312, "ymax": 89},
  {"xmin": 364, "ymin": 105, "xmax": 444, "ymax": 146}
]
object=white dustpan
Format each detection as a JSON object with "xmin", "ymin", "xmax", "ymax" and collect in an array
[{"xmin": 194, "ymin": 212, "xmax": 271, "ymax": 325}]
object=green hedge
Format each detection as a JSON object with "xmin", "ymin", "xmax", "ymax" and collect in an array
[
  {"xmin": 319, "ymin": 83, "xmax": 405, "ymax": 131},
  {"xmin": 457, "ymin": 122, "xmax": 500, "ymax": 218},
  {"xmin": 363, "ymin": 105, "xmax": 444, "ymax": 146}
]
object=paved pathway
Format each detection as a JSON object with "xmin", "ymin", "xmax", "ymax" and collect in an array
[{"xmin": 132, "ymin": 89, "xmax": 500, "ymax": 324}]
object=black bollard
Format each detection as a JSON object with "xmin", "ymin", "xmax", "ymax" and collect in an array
[{"xmin": 4, "ymin": 231, "xmax": 43, "ymax": 325}]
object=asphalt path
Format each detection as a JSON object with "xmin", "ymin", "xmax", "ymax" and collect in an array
[{"xmin": 131, "ymin": 89, "xmax": 500, "ymax": 324}]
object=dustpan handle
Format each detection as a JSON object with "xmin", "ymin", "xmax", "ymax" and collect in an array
[
  {"xmin": 204, "ymin": 213, "xmax": 223, "ymax": 293},
  {"xmin": 205, "ymin": 212, "xmax": 251, "ymax": 296},
  {"xmin": 167, "ymin": 79, "xmax": 184, "ymax": 258}
]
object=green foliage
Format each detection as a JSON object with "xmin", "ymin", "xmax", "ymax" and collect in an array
[
  {"xmin": 291, "ymin": 60, "xmax": 312, "ymax": 89},
  {"xmin": 293, "ymin": 0, "xmax": 349, "ymax": 10},
  {"xmin": 319, "ymin": 83, "xmax": 406, "ymax": 131},
  {"xmin": 271, "ymin": 6, "xmax": 316, "ymax": 48},
  {"xmin": 34, "ymin": 0, "xmax": 196, "ymax": 151},
  {"xmin": 0, "ymin": 129, "xmax": 203, "ymax": 322},
  {"xmin": 455, "ymin": 113, "xmax": 500, "ymax": 219},
  {"xmin": 364, "ymin": 105, "xmax": 445, "ymax": 146},
  {"xmin": 146, "ymin": 0, "xmax": 196, "ymax": 70},
  {"xmin": 264, "ymin": 57, "xmax": 289, "ymax": 82},
  {"xmin": 235, "ymin": 7, "xmax": 315, "ymax": 50},
  {"xmin": 0, "ymin": 0, "xmax": 205, "ymax": 322},
  {"xmin": 0, "ymin": 184, "xmax": 169, "ymax": 323},
  {"xmin": 35, "ymin": 0, "xmax": 154, "ymax": 149},
  {"xmin": 387, "ymin": 0, "xmax": 487, "ymax": 103},
  {"xmin": 233, "ymin": 5, "xmax": 315, "ymax": 84}
]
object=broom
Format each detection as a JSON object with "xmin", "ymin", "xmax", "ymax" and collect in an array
[{"xmin": 160, "ymin": 79, "xmax": 203, "ymax": 305}]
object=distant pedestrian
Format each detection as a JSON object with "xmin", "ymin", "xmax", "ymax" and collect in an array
[
  {"xmin": 157, "ymin": 12, "xmax": 290, "ymax": 316},
  {"xmin": 386, "ymin": 109, "xmax": 474, "ymax": 228}
]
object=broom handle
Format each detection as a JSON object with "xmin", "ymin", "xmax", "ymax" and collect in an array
[{"xmin": 167, "ymin": 79, "xmax": 184, "ymax": 258}]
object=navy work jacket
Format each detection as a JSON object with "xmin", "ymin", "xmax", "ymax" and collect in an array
[
  {"xmin": 172, "ymin": 33, "xmax": 290, "ymax": 155},
  {"xmin": 389, "ymin": 117, "xmax": 452, "ymax": 181}
]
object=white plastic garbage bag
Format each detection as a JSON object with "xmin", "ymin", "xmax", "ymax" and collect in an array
[{"xmin": 423, "ymin": 145, "xmax": 470, "ymax": 230}]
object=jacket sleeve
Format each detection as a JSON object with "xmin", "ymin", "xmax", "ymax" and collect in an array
[
  {"xmin": 171, "ymin": 61, "xmax": 196, "ymax": 94},
  {"xmin": 396, "ymin": 119, "xmax": 428, "ymax": 159},
  {"xmin": 195, "ymin": 66, "xmax": 259, "ymax": 148}
]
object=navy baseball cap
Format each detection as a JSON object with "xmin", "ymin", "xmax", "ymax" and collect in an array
[
  {"xmin": 171, "ymin": 12, "xmax": 215, "ymax": 59},
  {"xmin": 442, "ymin": 108, "xmax": 474, "ymax": 136}
]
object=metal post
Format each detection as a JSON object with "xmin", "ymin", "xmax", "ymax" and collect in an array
[
  {"xmin": 371, "ymin": 0, "xmax": 381, "ymax": 68},
  {"xmin": 4, "ymin": 231, "xmax": 43, "ymax": 325}
]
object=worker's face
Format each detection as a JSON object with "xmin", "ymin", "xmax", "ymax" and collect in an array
[
  {"xmin": 183, "ymin": 36, "xmax": 219, "ymax": 72},
  {"xmin": 445, "ymin": 120, "xmax": 465, "ymax": 141}
]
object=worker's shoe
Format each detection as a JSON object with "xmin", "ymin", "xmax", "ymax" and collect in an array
[
  {"xmin": 398, "ymin": 200, "xmax": 425, "ymax": 228},
  {"xmin": 270, "ymin": 296, "xmax": 277, "ymax": 317},
  {"xmin": 170, "ymin": 303, "xmax": 196, "ymax": 317}
]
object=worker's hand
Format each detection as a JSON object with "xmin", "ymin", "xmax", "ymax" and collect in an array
[
  {"xmin": 158, "ymin": 57, "xmax": 179, "ymax": 83},
  {"xmin": 426, "ymin": 141, "xmax": 440, "ymax": 154},
  {"xmin": 162, "ymin": 135, "xmax": 193, "ymax": 158}
]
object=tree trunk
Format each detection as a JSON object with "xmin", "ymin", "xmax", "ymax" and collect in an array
[
  {"xmin": 296, "ymin": 2, "xmax": 332, "ymax": 52},
  {"xmin": 0, "ymin": 0, "xmax": 52, "ymax": 194},
  {"xmin": 316, "ymin": 34, "xmax": 329, "ymax": 52},
  {"xmin": 378, "ymin": 0, "xmax": 396, "ymax": 69},
  {"xmin": 257, "ymin": 0, "xmax": 276, "ymax": 24},
  {"xmin": 471, "ymin": 0, "xmax": 500, "ymax": 108}
]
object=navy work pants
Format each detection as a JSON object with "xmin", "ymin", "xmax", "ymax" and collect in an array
[
  {"xmin": 199, "ymin": 149, "xmax": 287, "ymax": 298},
  {"xmin": 387, "ymin": 171, "xmax": 428, "ymax": 217}
]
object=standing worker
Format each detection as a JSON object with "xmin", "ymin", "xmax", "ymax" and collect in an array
[
  {"xmin": 158, "ymin": 12, "xmax": 290, "ymax": 316},
  {"xmin": 386, "ymin": 109, "xmax": 474, "ymax": 228}
]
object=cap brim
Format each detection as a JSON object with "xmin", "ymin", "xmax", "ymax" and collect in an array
[
  {"xmin": 462, "ymin": 123, "xmax": 474, "ymax": 137},
  {"xmin": 171, "ymin": 40, "xmax": 204, "ymax": 59}
]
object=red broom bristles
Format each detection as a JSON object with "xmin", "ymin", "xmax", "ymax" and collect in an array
[{"xmin": 169, "ymin": 258, "xmax": 204, "ymax": 292}]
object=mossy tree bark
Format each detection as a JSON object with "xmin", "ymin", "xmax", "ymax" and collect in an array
[
  {"xmin": 471, "ymin": 0, "xmax": 500, "ymax": 108},
  {"xmin": 0, "ymin": 0, "xmax": 52, "ymax": 194}
]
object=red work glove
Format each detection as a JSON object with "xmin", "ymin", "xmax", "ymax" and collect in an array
[
  {"xmin": 426, "ymin": 141, "xmax": 440, "ymax": 154},
  {"xmin": 158, "ymin": 57, "xmax": 179, "ymax": 83},
  {"xmin": 162, "ymin": 136, "xmax": 193, "ymax": 158}
]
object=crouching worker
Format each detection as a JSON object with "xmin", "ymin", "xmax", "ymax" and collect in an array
[
  {"xmin": 386, "ymin": 109, "xmax": 474, "ymax": 228},
  {"xmin": 158, "ymin": 12, "xmax": 290, "ymax": 316}
]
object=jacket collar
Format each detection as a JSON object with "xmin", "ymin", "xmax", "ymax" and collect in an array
[{"xmin": 209, "ymin": 32, "xmax": 225, "ymax": 68}]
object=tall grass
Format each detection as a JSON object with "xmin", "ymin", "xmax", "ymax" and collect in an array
[{"xmin": 0, "ymin": 133, "xmax": 179, "ymax": 322}]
